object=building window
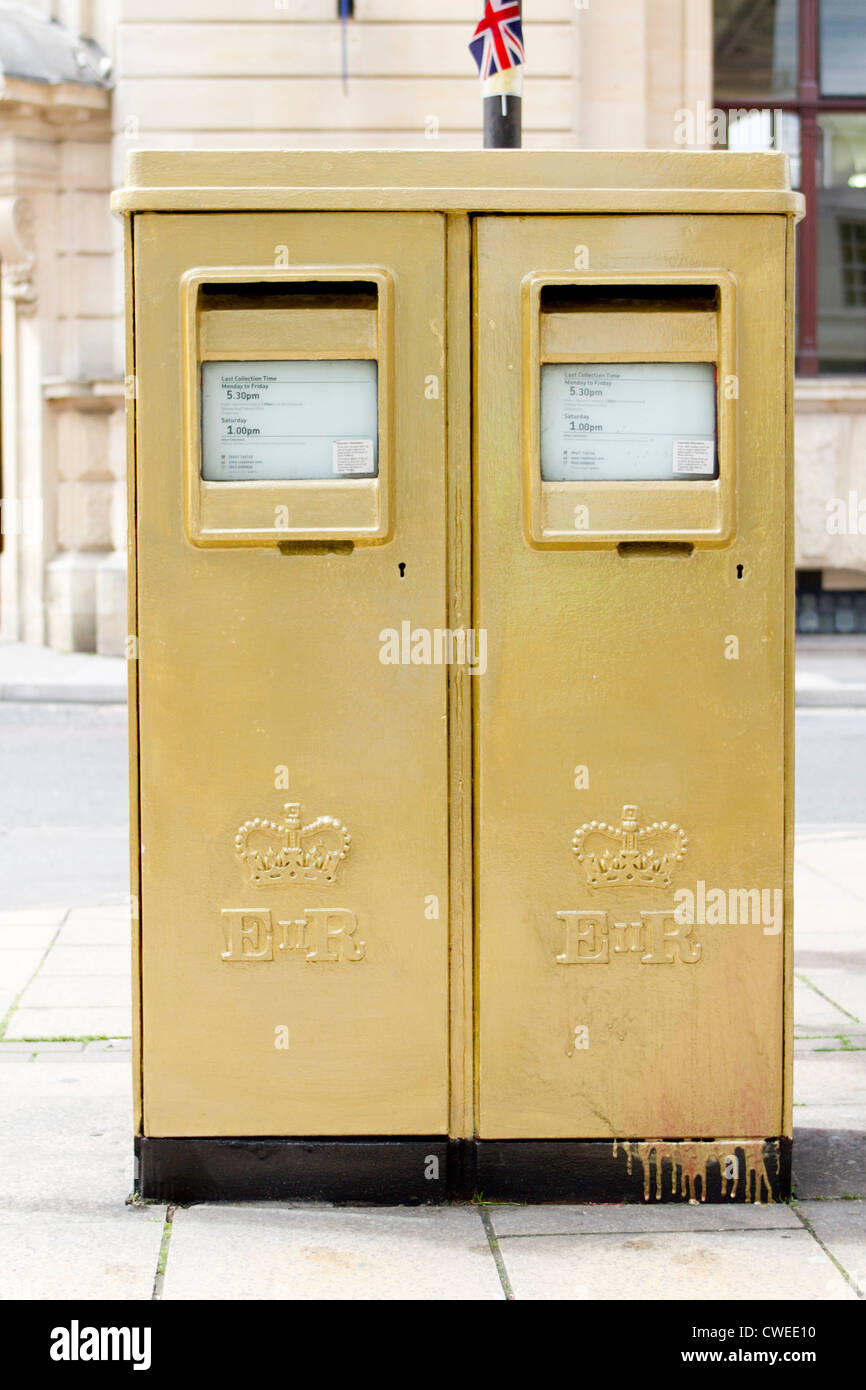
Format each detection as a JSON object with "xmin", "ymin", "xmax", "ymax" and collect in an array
[
  {"xmin": 715, "ymin": 0, "xmax": 866, "ymax": 375},
  {"xmin": 839, "ymin": 219, "xmax": 866, "ymax": 307},
  {"xmin": 820, "ymin": 0, "xmax": 866, "ymax": 97},
  {"xmin": 714, "ymin": 0, "xmax": 799, "ymax": 100},
  {"xmin": 796, "ymin": 570, "xmax": 866, "ymax": 632}
]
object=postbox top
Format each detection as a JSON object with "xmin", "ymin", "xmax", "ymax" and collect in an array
[{"xmin": 112, "ymin": 149, "xmax": 804, "ymax": 219}]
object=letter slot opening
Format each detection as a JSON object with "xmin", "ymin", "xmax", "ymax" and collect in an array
[
  {"xmin": 523, "ymin": 272, "xmax": 736, "ymax": 547},
  {"xmin": 182, "ymin": 267, "xmax": 393, "ymax": 546}
]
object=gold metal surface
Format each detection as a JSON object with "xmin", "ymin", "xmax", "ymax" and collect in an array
[
  {"xmin": 112, "ymin": 150, "xmax": 804, "ymax": 218},
  {"xmin": 445, "ymin": 213, "xmax": 475, "ymax": 1140},
  {"xmin": 124, "ymin": 212, "xmax": 142, "ymax": 1134},
  {"xmin": 474, "ymin": 212, "xmax": 790, "ymax": 1139},
  {"xmin": 782, "ymin": 219, "xmax": 797, "ymax": 1142},
  {"xmin": 132, "ymin": 210, "xmax": 449, "ymax": 1135},
  {"xmin": 120, "ymin": 151, "xmax": 797, "ymax": 1154}
]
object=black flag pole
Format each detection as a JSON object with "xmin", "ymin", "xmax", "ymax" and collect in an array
[
  {"xmin": 469, "ymin": 1, "xmax": 524, "ymax": 150},
  {"xmin": 483, "ymin": 71, "xmax": 522, "ymax": 149}
]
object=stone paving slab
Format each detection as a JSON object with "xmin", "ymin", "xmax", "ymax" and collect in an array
[
  {"xmin": 795, "ymin": 942, "xmax": 866, "ymax": 973},
  {"xmin": 54, "ymin": 919, "xmax": 131, "ymax": 948},
  {"xmin": 798, "ymin": 1199, "xmax": 866, "ymax": 1296},
  {"xmin": 794, "ymin": 841, "xmax": 866, "ymax": 899},
  {"xmin": 795, "ymin": 903, "xmax": 866, "ymax": 933},
  {"xmin": 17, "ymin": 974, "xmax": 130, "ymax": 1008},
  {"xmin": 796, "ymin": 931, "xmax": 866, "ymax": 955},
  {"xmin": 793, "ymin": 862, "xmax": 853, "ymax": 901},
  {"xmin": 0, "ymin": 909, "xmax": 67, "ymax": 930},
  {"xmin": 793, "ymin": 979, "xmax": 859, "ymax": 1032},
  {"xmin": 487, "ymin": 1203, "xmax": 802, "ymax": 1238},
  {"xmin": 163, "ymin": 1205, "xmax": 504, "ymax": 1301},
  {"xmin": 81, "ymin": 1040, "xmax": 132, "ymax": 1060},
  {"xmin": 38, "ymin": 945, "xmax": 130, "ymax": 977},
  {"xmin": 0, "ymin": 923, "xmax": 60, "ymax": 950},
  {"xmin": 4, "ymin": 1005, "xmax": 131, "ymax": 1040},
  {"xmin": 794, "ymin": 969, "xmax": 864, "ymax": 1025},
  {"xmin": 0, "ymin": 1041, "xmax": 134, "ymax": 1062},
  {"xmin": 64, "ymin": 907, "xmax": 130, "ymax": 926},
  {"xmin": 0, "ymin": 1205, "xmax": 165, "ymax": 1300},
  {"xmin": 795, "ymin": 928, "xmax": 866, "ymax": 950},
  {"xmin": 494, "ymin": 1227, "xmax": 856, "ymax": 1300},
  {"xmin": 793, "ymin": 1103, "xmax": 866, "ymax": 1127},
  {"xmin": 793, "ymin": 1128, "xmax": 866, "ymax": 1199},
  {"xmin": 0, "ymin": 1056, "xmax": 131, "ymax": 1098},
  {"xmin": 795, "ymin": 929, "xmax": 866, "ymax": 954},
  {"xmin": 794, "ymin": 1051, "xmax": 866, "ymax": 1105},
  {"xmin": 795, "ymin": 1032, "xmax": 866, "ymax": 1052},
  {"xmin": 0, "ymin": 1091, "xmax": 133, "ymax": 1213},
  {"xmin": 0, "ymin": 947, "xmax": 50, "ymax": 996}
]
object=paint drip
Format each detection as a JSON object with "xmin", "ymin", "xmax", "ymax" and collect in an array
[{"xmin": 612, "ymin": 1139, "xmax": 776, "ymax": 1203}]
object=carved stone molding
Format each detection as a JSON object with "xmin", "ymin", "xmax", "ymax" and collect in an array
[{"xmin": 0, "ymin": 195, "xmax": 36, "ymax": 307}]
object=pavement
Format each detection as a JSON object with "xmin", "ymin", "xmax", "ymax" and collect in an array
[
  {"xmin": 0, "ymin": 644, "xmax": 864, "ymax": 1300},
  {"xmin": 0, "ymin": 640, "xmax": 127, "ymax": 704},
  {"xmin": 796, "ymin": 636, "xmax": 866, "ymax": 708},
  {"xmin": 3, "ymin": 634, "xmax": 866, "ymax": 707}
]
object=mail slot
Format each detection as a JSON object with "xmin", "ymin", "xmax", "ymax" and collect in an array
[
  {"xmin": 525, "ymin": 277, "xmax": 736, "ymax": 545},
  {"xmin": 114, "ymin": 151, "xmax": 803, "ymax": 1205},
  {"xmin": 183, "ymin": 273, "xmax": 392, "ymax": 544}
]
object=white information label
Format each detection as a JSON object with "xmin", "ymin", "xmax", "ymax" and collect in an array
[
  {"xmin": 201, "ymin": 359, "xmax": 378, "ymax": 481},
  {"xmin": 540, "ymin": 362, "xmax": 717, "ymax": 482},
  {"xmin": 332, "ymin": 438, "xmax": 375, "ymax": 475},
  {"xmin": 672, "ymin": 437, "xmax": 716, "ymax": 475}
]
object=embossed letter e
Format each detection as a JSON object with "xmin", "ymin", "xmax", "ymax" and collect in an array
[
  {"xmin": 556, "ymin": 911, "xmax": 609, "ymax": 963},
  {"xmin": 221, "ymin": 909, "xmax": 274, "ymax": 962}
]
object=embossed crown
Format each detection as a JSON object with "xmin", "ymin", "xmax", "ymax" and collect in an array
[
  {"xmin": 572, "ymin": 804, "xmax": 688, "ymax": 889},
  {"xmin": 235, "ymin": 802, "xmax": 351, "ymax": 886}
]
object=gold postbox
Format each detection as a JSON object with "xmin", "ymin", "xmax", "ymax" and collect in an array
[{"xmin": 113, "ymin": 152, "xmax": 803, "ymax": 1205}]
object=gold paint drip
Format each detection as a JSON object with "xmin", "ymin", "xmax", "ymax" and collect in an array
[
  {"xmin": 612, "ymin": 1138, "xmax": 634, "ymax": 1176},
  {"xmin": 612, "ymin": 1139, "xmax": 776, "ymax": 1203}
]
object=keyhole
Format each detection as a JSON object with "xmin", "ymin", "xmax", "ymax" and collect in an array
[
  {"xmin": 736, "ymin": 563, "xmax": 744, "ymax": 579},
  {"xmin": 398, "ymin": 562, "xmax": 406, "ymax": 577}
]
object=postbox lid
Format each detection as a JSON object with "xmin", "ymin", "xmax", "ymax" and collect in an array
[{"xmin": 112, "ymin": 149, "xmax": 804, "ymax": 219}]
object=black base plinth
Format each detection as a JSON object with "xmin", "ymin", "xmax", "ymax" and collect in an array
[{"xmin": 135, "ymin": 1136, "xmax": 791, "ymax": 1205}]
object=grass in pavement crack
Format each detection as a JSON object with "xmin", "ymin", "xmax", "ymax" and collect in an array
[
  {"xmin": 11, "ymin": 1034, "xmax": 129, "ymax": 1044},
  {"xmin": 151, "ymin": 1206, "xmax": 176, "ymax": 1301},
  {"xmin": 795, "ymin": 972, "xmax": 860, "ymax": 1025},
  {"xmin": 0, "ymin": 912, "xmax": 69, "ymax": 1041},
  {"xmin": 478, "ymin": 1205, "xmax": 515, "ymax": 1300},
  {"xmin": 792, "ymin": 1203, "xmax": 865, "ymax": 1297}
]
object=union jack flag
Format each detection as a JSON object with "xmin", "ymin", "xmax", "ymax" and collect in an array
[{"xmin": 469, "ymin": 0, "xmax": 524, "ymax": 81}]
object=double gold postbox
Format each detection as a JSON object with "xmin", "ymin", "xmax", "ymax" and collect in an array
[{"xmin": 113, "ymin": 151, "xmax": 803, "ymax": 1204}]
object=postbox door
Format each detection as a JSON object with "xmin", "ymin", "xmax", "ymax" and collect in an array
[
  {"xmin": 133, "ymin": 212, "xmax": 450, "ymax": 1136},
  {"xmin": 473, "ymin": 214, "xmax": 790, "ymax": 1140}
]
